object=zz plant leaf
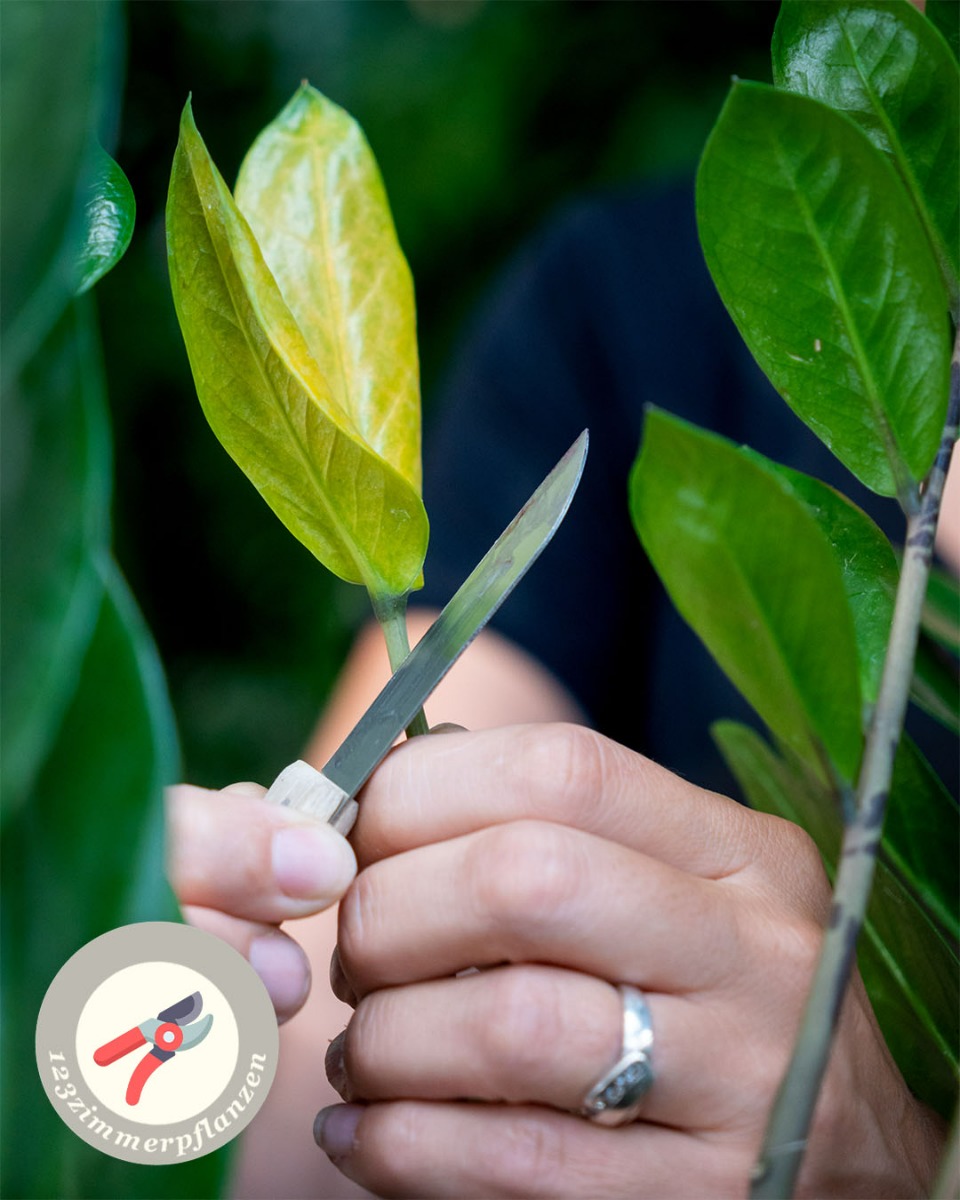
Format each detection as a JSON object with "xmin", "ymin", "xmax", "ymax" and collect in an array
[
  {"xmin": 630, "ymin": 408, "xmax": 864, "ymax": 783},
  {"xmin": 712, "ymin": 720, "xmax": 959, "ymax": 1118},
  {"xmin": 772, "ymin": 0, "xmax": 960, "ymax": 306},
  {"xmin": 745, "ymin": 456, "xmax": 898, "ymax": 709},
  {"xmin": 696, "ymin": 79, "xmax": 951, "ymax": 502},
  {"xmin": 235, "ymin": 84, "xmax": 422, "ymax": 497},
  {"xmin": 166, "ymin": 92, "xmax": 428, "ymax": 609}
]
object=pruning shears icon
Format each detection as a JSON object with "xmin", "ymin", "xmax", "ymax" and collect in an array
[{"xmin": 93, "ymin": 990, "xmax": 213, "ymax": 1105}]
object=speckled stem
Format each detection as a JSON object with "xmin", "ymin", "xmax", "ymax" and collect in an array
[{"xmin": 750, "ymin": 334, "xmax": 960, "ymax": 1199}]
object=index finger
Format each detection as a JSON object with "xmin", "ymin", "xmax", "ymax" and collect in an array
[{"xmin": 352, "ymin": 722, "xmax": 763, "ymax": 880}]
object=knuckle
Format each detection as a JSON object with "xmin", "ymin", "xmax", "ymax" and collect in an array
[
  {"xmin": 476, "ymin": 969, "xmax": 560, "ymax": 1093},
  {"xmin": 358, "ymin": 1101, "xmax": 425, "ymax": 1196},
  {"xmin": 468, "ymin": 821, "xmax": 583, "ymax": 939},
  {"xmin": 488, "ymin": 1112, "xmax": 567, "ymax": 1196},
  {"xmin": 757, "ymin": 813, "xmax": 830, "ymax": 900},
  {"xmin": 509, "ymin": 723, "xmax": 608, "ymax": 824}
]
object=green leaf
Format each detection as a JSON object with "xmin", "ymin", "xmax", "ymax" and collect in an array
[
  {"xmin": 696, "ymin": 80, "xmax": 952, "ymax": 500},
  {"xmin": 773, "ymin": 0, "xmax": 960, "ymax": 300},
  {"xmin": 74, "ymin": 144, "xmax": 135, "ymax": 295},
  {"xmin": 235, "ymin": 83, "xmax": 422, "ymax": 495},
  {"xmin": 0, "ymin": 0, "xmax": 120, "ymax": 378},
  {"xmin": 1, "ymin": 557, "xmax": 230, "ymax": 1198},
  {"xmin": 910, "ymin": 561, "xmax": 958, "ymax": 731},
  {"xmin": 926, "ymin": 0, "xmax": 960, "ymax": 63},
  {"xmin": 713, "ymin": 720, "xmax": 959, "ymax": 1118},
  {"xmin": 630, "ymin": 409, "xmax": 863, "ymax": 781},
  {"xmin": 885, "ymin": 734, "xmax": 960, "ymax": 944},
  {"xmin": 0, "ymin": 302, "xmax": 111, "ymax": 818},
  {"xmin": 748, "ymin": 456, "xmax": 898, "ymax": 708},
  {"xmin": 923, "ymin": 563, "xmax": 960, "ymax": 653},
  {"xmin": 166, "ymin": 98, "xmax": 428, "ymax": 600},
  {"xmin": 911, "ymin": 634, "xmax": 960, "ymax": 734}
]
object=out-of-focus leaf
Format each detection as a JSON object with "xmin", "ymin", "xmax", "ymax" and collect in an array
[
  {"xmin": 713, "ymin": 720, "xmax": 959, "ymax": 1118},
  {"xmin": 926, "ymin": 0, "xmax": 959, "ymax": 63},
  {"xmin": 630, "ymin": 409, "xmax": 863, "ymax": 781},
  {"xmin": 166, "ymin": 99, "xmax": 428, "ymax": 600},
  {"xmin": 773, "ymin": 0, "xmax": 959, "ymax": 297},
  {"xmin": 75, "ymin": 144, "xmax": 136, "ymax": 295},
  {"xmin": 924, "ymin": 563, "xmax": 960, "ymax": 653},
  {"xmin": 0, "ymin": 0, "xmax": 119, "ymax": 377},
  {"xmin": 235, "ymin": 83, "xmax": 422, "ymax": 495},
  {"xmin": 1, "ymin": 556, "xmax": 229, "ymax": 1198},
  {"xmin": 696, "ymin": 80, "xmax": 951, "ymax": 500},
  {"xmin": 0, "ymin": 303, "xmax": 111, "ymax": 818},
  {"xmin": 749, "ymin": 455, "xmax": 898, "ymax": 708},
  {"xmin": 885, "ymin": 734, "xmax": 960, "ymax": 943},
  {"xmin": 911, "ymin": 635, "xmax": 960, "ymax": 734},
  {"xmin": 910, "ymin": 560, "xmax": 958, "ymax": 731}
]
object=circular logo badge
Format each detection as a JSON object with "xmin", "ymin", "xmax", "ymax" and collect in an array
[{"xmin": 35, "ymin": 922, "xmax": 279, "ymax": 1164}]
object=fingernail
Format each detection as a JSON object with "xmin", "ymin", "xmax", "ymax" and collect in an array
[
  {"xmin": 325, "ymin": 1031, "xmax": 348, "ymax": 1097},
  {"xmin": 329, "ymin": 946, "xmax": 358, "ymax": 1006},
  {"xmin": 272, "ymin": 823, "xmax": 356, "ymax": 901},
  {"xmin": 314, "ymin": 1104, "xmax": 362, "ymax": 1159},
  {"xmin": 249, "ymin": 934, "xmax": 310, "ymax": 1016},
  {"xmin": 222, "ymin": 781, "xmax": 266, "ymax": 799}
]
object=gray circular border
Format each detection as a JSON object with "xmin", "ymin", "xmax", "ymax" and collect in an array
[{"xmin": 36, "ymin": 922, "xmax": 279, "ymax": 1165}]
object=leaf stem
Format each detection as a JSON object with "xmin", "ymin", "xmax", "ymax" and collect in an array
[
  {"xmin": 750, "ymin": 331, "xmax": 960, "ymax": 1200},
  {"xmin": 370, "ymin": 591, "xmax": 430, "ymax": 738}
]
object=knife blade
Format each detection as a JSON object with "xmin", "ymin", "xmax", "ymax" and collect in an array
[{"xmin": 263, "ymin": 429, "xmax": 588, "ymax": 834}]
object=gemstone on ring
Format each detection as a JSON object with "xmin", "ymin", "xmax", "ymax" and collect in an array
[{"xmin": 579, "ymin": 985, "xmax": 655, "ymax": 1127}]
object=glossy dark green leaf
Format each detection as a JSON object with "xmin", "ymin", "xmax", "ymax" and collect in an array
[
  {"xmin": 773, "ymin": 0, "xmax": 959, "ymax": 297},
  {"xmin": 1, "ymin": 303, "xmax": 111, "ymax": 818},
  {"xmin": 1, "ymin": 558, "xmax": 229, "ymax": 1198},
  {"xmin": 696, "ymin": 80, "xmax": 952, "ymax": 500},
  {"xmin": 748, "ymin": 455, "xmax": 898, "ymax": 708},
  {"xmin": 166, "ymin": 99, "xmax": 429, "ymax": 600},
  {"xmin": 713, "ymin": 720, "xmax": 959, "ymax": 1118},
  {"xmin": 75, "ymin": 144, "xmax": 135, "ymax": 295},
  {"xmin": 235, "ymin": 83, "xmax": 422, "ymax": 495},
  {"xmin": 631, "ymin": 408, "xmax": 863, "ymax": 781}
]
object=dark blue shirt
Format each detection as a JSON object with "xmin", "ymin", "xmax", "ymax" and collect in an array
[{"xmin": 419, "ymin": 182, "xmax": 956, "ymax": 799}]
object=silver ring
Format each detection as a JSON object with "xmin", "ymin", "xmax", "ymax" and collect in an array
[{"xmin": 580, "ymin": 984, "xmax": 654, "ymax": 1126}]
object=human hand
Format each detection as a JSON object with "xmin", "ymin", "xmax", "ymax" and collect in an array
[
  {"xmin": 317, "ymin": 724, "xmax": 944, "ymax": 1198},
  {"xmin": 166, "ymin": 781, "xmax": 356, "ymax": 1023}
]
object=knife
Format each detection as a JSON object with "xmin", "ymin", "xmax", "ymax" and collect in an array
[{"xmin": 263, "ymin": 429, "xmax": 588, "ymax": 834}]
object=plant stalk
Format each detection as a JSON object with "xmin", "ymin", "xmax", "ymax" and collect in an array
[
  {"xmin": 750, "ymin": 338, "xmax": 960, "ymax": 1199},
  {"xmin": 371, "ymin": 591, "xmax": 430, "ymax": 738}
]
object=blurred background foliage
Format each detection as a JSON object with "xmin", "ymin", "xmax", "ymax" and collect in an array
[
  {"xmin": 99, "ymin": 0, "xmax": 777, "ymax": 790},
  {"xmin": 2, "ymin": 4, "xmax": 777, "ymax": 1195}
]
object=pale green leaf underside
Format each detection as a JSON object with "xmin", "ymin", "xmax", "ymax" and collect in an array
[
  {"xmin": 773, "ymin": 0, "xmax": 960, "ymax": 297},
  {"xmin": 166, "ymin": 100, "xmax": 427, "ymax": 598},
  {"xmin": 236, "ymin": 84, "xmax": 422, "ymax": 493},
  {"xmin": 696, "ymin": 81, "xmax": 951, "ymax": 499},
  {"xmin": 630, "ymin": 408, "xmax": 863, "ymax": 781}
]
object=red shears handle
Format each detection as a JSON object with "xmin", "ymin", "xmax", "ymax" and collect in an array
[
  {"xmin": 125, "ymin": 1052, "xmax": 166, "ymax": 1105},
  {"xmin": 93, "ymin": 1026, "xmax": 147, "ymax": 1066}
]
